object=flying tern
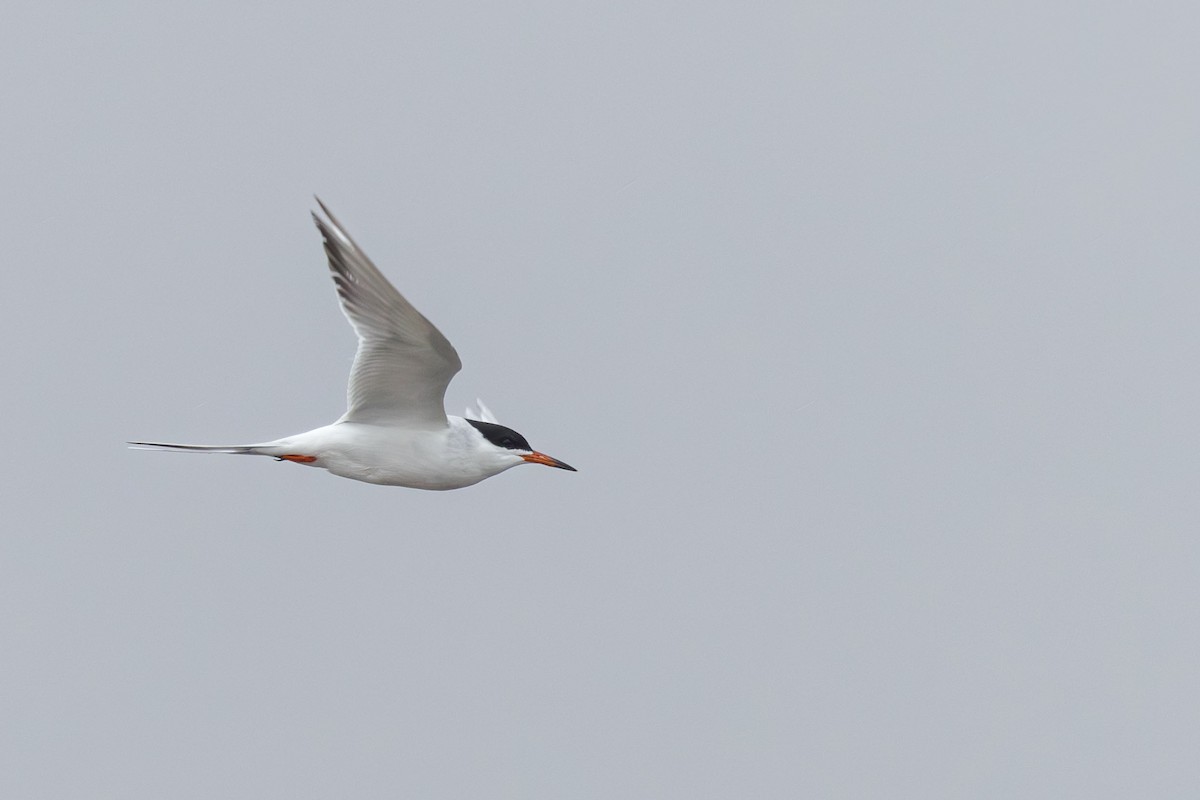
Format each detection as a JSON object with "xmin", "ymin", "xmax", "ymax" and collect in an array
[{"xmin": 130, "ymin": 200, "xmax": 576, "ymax": 490}]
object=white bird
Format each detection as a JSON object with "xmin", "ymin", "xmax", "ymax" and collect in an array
[{"xmin": 130, "ymin": 199, "xmax": 576, "ymax": 490}]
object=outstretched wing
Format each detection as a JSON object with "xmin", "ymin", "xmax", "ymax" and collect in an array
[
  {"xmin": 312, "ymin": 198, "xmax": 462, "ymax": 427},
  {"xmin": 464, "ymin": 398, "xmax": 500, "ymax": 424}
]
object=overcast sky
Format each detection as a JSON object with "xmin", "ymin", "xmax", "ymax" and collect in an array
[{"xmin": 3, "ymin": 2, "xmax": 1198, "ymax": 798}]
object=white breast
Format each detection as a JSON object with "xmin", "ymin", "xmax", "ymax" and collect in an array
[{"xmin": 274, "ymin": 417, "xmax": 520, "ymax": 490}]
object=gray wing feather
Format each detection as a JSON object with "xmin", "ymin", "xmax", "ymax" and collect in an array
[{"xmin": 313, "ymin": 198, "xmax": 462, "ymax": 427}]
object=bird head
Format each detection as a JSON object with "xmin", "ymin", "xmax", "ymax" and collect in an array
[{"xmin": 466, "ymin": 419, "xmax": 576, "ymax": 473}]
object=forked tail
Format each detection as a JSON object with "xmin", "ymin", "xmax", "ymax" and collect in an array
[{"xmin": 127, "ymin": 441, "xmax": 268, "ymax": 456}]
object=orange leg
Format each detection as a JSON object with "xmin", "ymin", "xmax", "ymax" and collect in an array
[{"xmin": 276, "ymin": 454, "xmax": 317, "ymax": 463}]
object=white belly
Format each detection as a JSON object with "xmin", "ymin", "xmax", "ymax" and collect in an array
[{"xmin": 273, "ymin": 419, "xmax": 509, "ymax": 490}]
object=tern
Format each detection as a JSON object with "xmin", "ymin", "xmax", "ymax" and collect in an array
[{"xmin": 129, "ymin": 200, "xmax": 576, "ymax": 490}]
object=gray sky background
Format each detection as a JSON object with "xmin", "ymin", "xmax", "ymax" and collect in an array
[{"xmin": 3, "ymin": 2, "xmax": 1198, "ymax": 797}]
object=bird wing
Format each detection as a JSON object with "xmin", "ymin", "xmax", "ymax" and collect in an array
[
  {"xmin": 465, "ymin": 398, "xmax": 500, "ymax": 424},
  {"xmin": 312, "ymin": 198, "xmax": 462, "ymax": 428}
]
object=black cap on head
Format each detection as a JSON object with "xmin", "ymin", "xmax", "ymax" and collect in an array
[{"xmin": 466, "ymin": 419, "xmax": 533, "ymax": 452}]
